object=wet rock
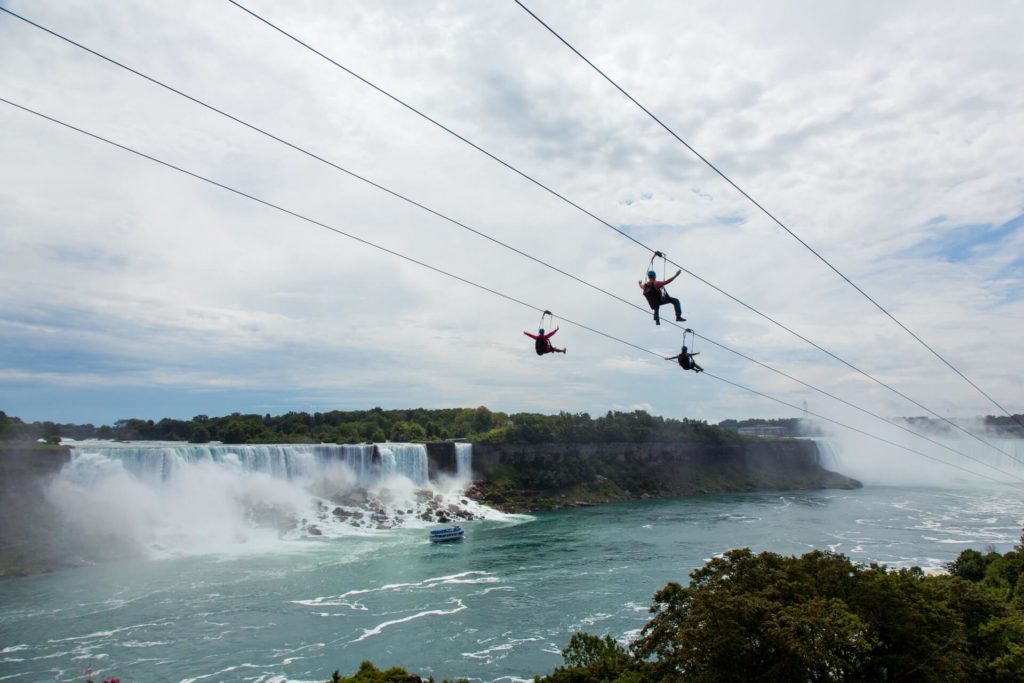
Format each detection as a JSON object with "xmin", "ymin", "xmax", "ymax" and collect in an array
[
  {"xmin": 248, "ymin": 503, "xmax": 300, "ymax": 532},
  {"xmin": 307, "ymin": 525, "xmax": 323, "ymax": 536}
]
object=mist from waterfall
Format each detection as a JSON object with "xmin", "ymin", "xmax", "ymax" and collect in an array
[
  {"xmin": 809, "ymin": 419, "xmax": 1024, "ymax": 487},
  {"xmin": 45, "ymin": 441, "xmax": 505, "ymax": 562}
]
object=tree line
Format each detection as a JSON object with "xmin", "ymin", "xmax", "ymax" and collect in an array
[{"xmin": 0, "ymin": 407, "xmax": 736, "ymax": 445}]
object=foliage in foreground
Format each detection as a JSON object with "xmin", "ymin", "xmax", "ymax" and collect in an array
[
  {"xmin": 326, "ymin": 534, "xmax": 1024, "ymax": 682},
  {"xmin": 539, "ymin": 531, "xmax": 1024, "ymax": 682},
  {"xmin": 325, "ymin": 660, "xmax": 467, "ymax": 683}
]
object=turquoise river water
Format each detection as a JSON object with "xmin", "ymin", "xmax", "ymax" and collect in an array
[{"xmin": 1, "ymin": 442, "xmax": 1023, "ymax": 682}]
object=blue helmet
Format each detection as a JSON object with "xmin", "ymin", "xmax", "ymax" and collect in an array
[
  {"xmin": 539, "ymin": 328, "xmax": 545, "ymax": 335},
  {"xmin": 647, "ymin": 270, "xmax": 657, "ymax": 278},
  {"xmin": 681, "ymin": 345, "xmax": 688, "ymax": 352}
]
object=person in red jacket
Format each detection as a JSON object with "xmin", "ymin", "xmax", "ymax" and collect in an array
[
  {"xmin": 639, "ymin": 269, "xmax": 685, "ymax": 325},
  {"xmin": 524, "ymin": 327, "xmax": 566, "ymax": 355}
]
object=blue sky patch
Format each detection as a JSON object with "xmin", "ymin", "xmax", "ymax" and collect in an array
[{"xmin": 912, "ymin": 212, "xmax": 1024, "ymax": 263}]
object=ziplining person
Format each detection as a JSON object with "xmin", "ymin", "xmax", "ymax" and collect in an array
[
  {"xmin": 665, "ymin": 328, "xmax": 703, "ymax": 373},
  {"xmin": 525, "ymin": 310, "xmax": 567, "ymax": 355},
  {"xmin": 639, "ymin": 251, "xmax": 685, "ymax": 325}
]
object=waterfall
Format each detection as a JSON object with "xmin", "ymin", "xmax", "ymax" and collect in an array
[
  {"xmin": 47, "ymin": 440, "xmax": 493, "ymax": 559},
  {"xmin": 808, "ymin": 434, "xmax": 1024, "ymax": 487},
  {"xmin": 811, "ymin": 438, "xmax": 842, "ymax": 471},
  {"xmin": 375, "ymin": 443, "xmax": 429, "ymax": 486},
  {"xmin": 66, "ymin": 443, "xmax": 378, "ymax": 484},
  {"xmin": 455, "ymin": 443, "xmax": 473, "ymax": 479}
]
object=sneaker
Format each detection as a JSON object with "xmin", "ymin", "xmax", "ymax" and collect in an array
[
  {"xmin": 655, "ymin": 319, "xmax": 661, "ymax": 326},
  {"xmin": 676, "ymin": 316, "xmax": 686, "ymax": 322}
]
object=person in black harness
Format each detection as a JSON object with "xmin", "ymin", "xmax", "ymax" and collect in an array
[
  {"xmin": 524, "ymin": 327, "xmax": 566, "ymax": 355},
  {"xmin": 639, "ymin": 269, "xmax": 685, "ymax": 325},
  {"xmin": 665, "ymin": 343, "xmax": 703, "ymax": 373}
]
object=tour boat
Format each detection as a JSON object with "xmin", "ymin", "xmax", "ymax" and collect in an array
[{"xmin": 429, "ymin": 526, "xmax": 465, "ymax": 543}]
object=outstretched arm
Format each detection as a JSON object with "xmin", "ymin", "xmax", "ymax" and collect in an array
[
  {"xmin": 665, "ymin": 269, "xmax": 682, "ymax": 284},
  {"xmin": 546, "ymin": 327, "xmax": 559, "ymax": 338},
  {"xmin": 664, "ymin": 354, "xmax": 680, "ymax": 361},
  {"xmin": 524, "ymin": 331, "xmax": 538, "ymax": 340}
]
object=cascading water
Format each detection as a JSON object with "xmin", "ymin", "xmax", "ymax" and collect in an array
[
  {"xmin": 455, "ymin": 442, "xmax": 473, "ymax": 480},
  {"xmin": 47, "ymin": 441, "xmax": 502, "ymax": 561},
  {"xmin": 375, "ymin": 444, "xmax": 429, "ymax": 486},
  {"xmin": 809, "ymin": 432, "xmax": 1024, "ymax": 487},
  {"xmin": 69, "ymin": 443, "xmax": 379, "ymax": 484}
]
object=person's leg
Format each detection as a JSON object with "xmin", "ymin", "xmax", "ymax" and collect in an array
[
  {"xmin": 669, "ymin": 297, "xmax": 684, "ymax": 321},
  {"xmin": 653, "ymin": 306, "xmax": 661, "ymax": 325}
]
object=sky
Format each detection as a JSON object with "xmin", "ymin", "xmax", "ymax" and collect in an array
[{"xmin": 1, "ymin": 0, "xmax": 1022, "ymax": 440}]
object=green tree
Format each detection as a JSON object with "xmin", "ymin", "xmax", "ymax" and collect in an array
[
  {"xmin": 0, "ymin": 411, "xmax": 13, "ymax": 440},
  {"xmin": 40, "ymin": 421, "xmax": 61, "ymax": 445},
  {"xmin": 391, "ymin": 421, "xmax": 428, "ymax": 442},
  {"xmin": 188, "ymin": 424, "xmax": 211, "ymax": 444},
  {"xmin": 629, "ymin": 547, "xmax": 1014, "ymax": 682}
]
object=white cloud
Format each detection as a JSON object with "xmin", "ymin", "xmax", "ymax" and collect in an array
[{"xmin": 0, "ymin": 0, "xmax": 1022, "ymax": 433}]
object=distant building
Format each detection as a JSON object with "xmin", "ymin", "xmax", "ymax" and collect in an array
[{"xmin": 737, "ymin": 425, "xmax": 788, "ymax": 437}]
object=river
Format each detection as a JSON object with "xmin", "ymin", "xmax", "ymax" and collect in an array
[{"xmin": 1, "ymin": 441, "xmax": 1022, "ymax": 682}]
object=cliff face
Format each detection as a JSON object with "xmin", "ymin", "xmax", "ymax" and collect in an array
[
  {"xmin": 0, "ymin": 445, "xmax": 72, "ymax": 577},
  {"xmin": 466, "ymin": 439, "xmax": 860, "ymax": 511}
]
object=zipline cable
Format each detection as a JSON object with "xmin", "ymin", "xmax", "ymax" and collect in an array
[
  {"xmin": 512, "ymin": 0, "xmax": 1022, "ymax": 430},
  {"xmin": 1, "ymin": 95, "xmax": 1019, "ymax": 487},
  {"xmin": 2, "ymin": 4, "xmax": 1016, "ymax": 464},
  {"xmin": 215, "ymin": 3, "xmax": 1022, "ymax": 453}
]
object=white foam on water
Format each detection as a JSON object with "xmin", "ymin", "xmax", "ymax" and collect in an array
[
  {"xmin": 571, "ymin": 612, "xmax": 613, "ymax": 629},
  {"xmin": 469, "ymin": 585, "xmax": 514, "ymax": 597},
  {"xmin": 620, "ymin": 628, "xmax": 644, "ymax": 644},
  {"xmin": 349, "ymin": 598, "xmax": 466, "ymax": 643},
  {"xmin": 462, "ymin": 636, "xmax": 543, "ymax": 663},
  {"xmin": 294, "ymin": 570, "xmax": 496, "ymax": 606}
]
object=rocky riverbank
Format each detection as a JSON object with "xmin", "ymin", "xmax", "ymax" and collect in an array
[
  {"xmin": 462, "ymin": 438, "xmax": 860, "ymax": 512},
  {"xmin": 0, "ymin": 444, "xmax": 73, "ymax": 577}
]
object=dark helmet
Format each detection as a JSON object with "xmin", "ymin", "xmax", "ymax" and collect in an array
[
  {"xmin": 647, "ymin": 270, "xmax": 657, "ymax": 278},
  {"xmin": 539, "ymin": 329, "xmax": 545, "ymax": 335},
  {"xmin": 681, "ymin": 345, "xmax": 688, "ymax": 352}
]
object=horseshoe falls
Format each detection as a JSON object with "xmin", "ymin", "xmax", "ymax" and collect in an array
[{"xmin": 812, "ymin": 432, "xmax": 1024, "ymax": 486}]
